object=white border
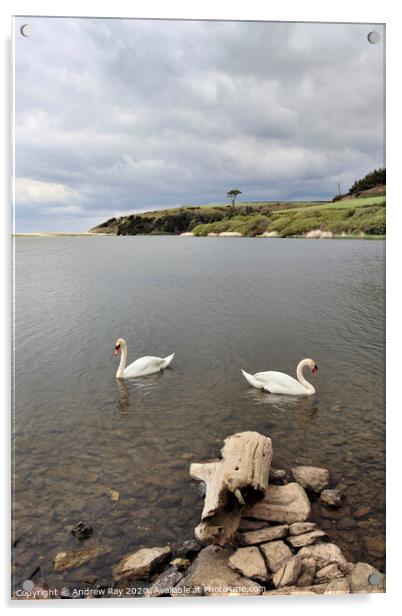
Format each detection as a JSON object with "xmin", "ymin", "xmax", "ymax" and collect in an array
[{"xmin": 2, "ymin": 1, "xmax": 401, "ymax": 613}]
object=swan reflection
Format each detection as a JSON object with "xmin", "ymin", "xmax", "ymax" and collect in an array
[
  {"xmin": 117, "ymin": 378, "xmax": 130, "ymax": 417},
  {"xmin": 244, "ymin": 387, "xmax": 318, "ymax": 414},
  {"xmin": 116, "ymin": 374, "xmax": 166, "ymax": 418}
]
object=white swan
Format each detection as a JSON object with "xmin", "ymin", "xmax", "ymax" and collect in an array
[
  {"xmin": 114, "ymin": 338, "xmax": 175, "ymax": 379},
  {"xmin": 241, "ymin": 358, "xmax": 318, "ymax": 396}
]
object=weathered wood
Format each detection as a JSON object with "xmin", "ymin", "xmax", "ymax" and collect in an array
[{"xmin": 190, "ymin": 432, "xmax": 272, "ymax": 545}]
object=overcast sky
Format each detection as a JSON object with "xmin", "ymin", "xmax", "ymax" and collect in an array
[{"xmin": 14, "ymin": 17, "xmax": 385, "ymax": 231}]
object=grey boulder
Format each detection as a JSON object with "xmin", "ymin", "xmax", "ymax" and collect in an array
[
  {"xmin": 229, "ymin": 547, "xmax": 269, "ymax": 582},
  {"xmin": 291, "ymin": 466, "xmax": 330, "ymax": 493},
  {"xmin": 174, "ymin": 545, "xmax": 263, "ymax": 596},
  {"xmin": 259, "ymin": 540, "xmax": 293, "ymax": 573},
  {"xmin": 113, "ymin": 546, "xmax": 171, "ymax": 581},
  {"xmin": 245, "ymin": 483, "xmax": 311, "ymax": 524},
  {"xmin": 272, "ymin": 555, "xmax": 302, "ymax": 588}
]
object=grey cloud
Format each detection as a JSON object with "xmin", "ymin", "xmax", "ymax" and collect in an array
[{"xmin": 14, "ymin": 17, "xmax": 385, "ymax": 231}]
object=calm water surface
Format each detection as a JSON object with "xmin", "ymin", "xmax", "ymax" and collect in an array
[{"xmin": 13, "ymin": 237, "xmax": 385, "ymax": 590}]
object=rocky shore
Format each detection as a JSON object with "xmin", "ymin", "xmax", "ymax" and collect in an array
[{"xmin": 16, "ymin": 431, "xmax": 385, "ymax": 600}]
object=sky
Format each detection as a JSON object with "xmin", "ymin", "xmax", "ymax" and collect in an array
[{"xmin": 14, "ymin": 17, "xmax": 385, "ymax": 231}]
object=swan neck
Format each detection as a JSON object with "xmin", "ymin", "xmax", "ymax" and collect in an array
[
  {"xmin": 296, "ymin": 360, "xmax": 315, "ymax": 394},
  {"xmin": 116, "ymin": 343, "xmax": 128, "ymax": 378}
]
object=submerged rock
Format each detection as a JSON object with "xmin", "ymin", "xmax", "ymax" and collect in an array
[
  {"xmin": 245, "ymin": 483, "xmax": 311, "ymax": 524},
  {"xmin": 112, "ymin": 546, "xmax": 171, "ymax": 581},
  {"xmin": 337, "ymin": 517, "xmax": 355, "ymax": 530},
  {"xmin": 363, "ymin": 536, "xmax": 385, "ymax": 559},
  {"xmin": 71, "ymin": 521, "xmax": 93, "ymax": 541},
  {"xmin": 320, "ymin": 489, "xmax": 343, "ymax": 508},
  {"xmin": 229, "ymin": 547, "xmax": 269, "ymax": 582},
  {"xmin": 259, "ymin": 540, "xmax": 292, "ymax": 573},
  {"xmin": 291, "ymin": 466, "xmax": 329, "ymax": 493},
  {"xmin": 353, "ymin": 506, "xmax": 371, "ymax": 518},
  {"xmin": 174, "ymin": 545, "xmax": 263, "ymax": 596},
  {"xmin": 54, "ymin": 545, "xmax": 111, "ymax": 572}
]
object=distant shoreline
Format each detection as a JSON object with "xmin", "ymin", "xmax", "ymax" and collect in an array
[
  {"xmin": 13, "ymin": 232, "xmax": 385, "ymax": 240},
  {"xmin": 12, "ymin": 232, "xmax": 109, "ymax": 237}
]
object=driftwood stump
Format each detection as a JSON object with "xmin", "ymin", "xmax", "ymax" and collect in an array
[{"xmin": 190, "ymin": 431, "xmax": 272, "ymax": 545}]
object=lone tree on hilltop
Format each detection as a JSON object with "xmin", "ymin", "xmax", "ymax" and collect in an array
[{"xmin": 227, "ymin": 189, "xmax": 242, "ymax": 215}]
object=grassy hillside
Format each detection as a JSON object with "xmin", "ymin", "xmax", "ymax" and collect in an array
[{"xmin": 91, "ymin": 193, "xmax": 385, "ymax": 238}]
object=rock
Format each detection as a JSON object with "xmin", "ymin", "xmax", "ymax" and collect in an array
[
  {"xmin": 306, "ymin": 229, "xmax": 323, "ymax": 239},
  {"xmin": 147, "ymin": 567, "xmax": 184, "ymax": 597},
  {"xmin": 259, "ymin": 231, "xmax": 279, "ymax": 238},
  {"xmin": 174, "ymin": 545, "xmax": 263, "ymax": 596},
  {"xmin": 242, "ymin": 525, "xmax": 288, "ymax": 545},
  {"xmin": 354, "ymin": 506, "xmax": 371, "ymax": 518},
  {"xmin": 175, "ymin": 539, "xmax": 203, "ymax": 559},
  {"xmin": 218, "ymin": 231, "xmax": 242, "ymax": 237},
  {"xmin": 272, "ymin": 555, "xmax": 302, "ymax": 588},
  {"xmin": 112, "ymin": 546, "xmax": 171, "ymax": 581},
  {"xmin": 260, "ymin": 540, "xmax": 292, "ymax": 573},
  {"xmin": 291, "ymin": 466, "xmax": 329, "ymax": 493},
  {"xmin": 319, "ymin": 506, "xmax": 345, "ymax": 520},
  {"xmin": 286, "ymin": 529, "xmax": 327, "ymax": 548},
  {"xmin": 263, "ymin": 584, "xmax": 327, "ymax": 595},
  {"xmin": 320, "ymin": 489, "xmax": 343, "ymax": 508},
  {"xmin": 363, "ymin": 536, "xmax": 385, "ymax": 559},
  {"xmin": 229, "ymin": 547, "xmax": 269, "ymax": 582},
  {"xmin": 239, "ymin": 519, "xmax": 269, "ymax": 531},
  {"xmin": 296, "ymin": 558, "xmax": 316, "ymax": 586},
  {"xmin": 170, "ymin": 558, "xmax": 191, "ymax": 571},
  {"xmin": 347, "ymin": 562, "xmax": 385, "ymax": 593},
  {"xmin": 71, "ymin": 521, "xmax": 93, "ymax": 541},
  {"xmin": 306, "ymin": 230, "xmax": 334, "ymax": 239},
  {"xmin": 356, "ymin": 519, "xmax": 374, "ymax": 530},
  {"xmin": 269, "ymin": 469, "xmax": 288, "ymax": 484},
  {"xmin": 298, "ymin": 543, "xmax": 348, "ymax": 574},
  {"xmin": 245, "ymin": 483, "xmax": 311, "ymax": 524},
  {"xmin": 289, "ymin": 522, "xmax": 317, "ymax": 536},
  {"xmin": 315, "ymin": 563, "xmax": 344, "ymax": 583},
  {"xmin": 337, "ymin": 517, "xmax": 355, "ymax": 530},
  {"xmin": 324, "ymin": 578, "xmax": 350, "ymax": 594},
  {"xmin": 54, "ymin": 545, "xmax": 111, "ymax": 572}
]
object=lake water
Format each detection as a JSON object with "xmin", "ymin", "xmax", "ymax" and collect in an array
[{"xmin": 12, "ymin": 236, "xmax": 385, "ymax": 591}]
